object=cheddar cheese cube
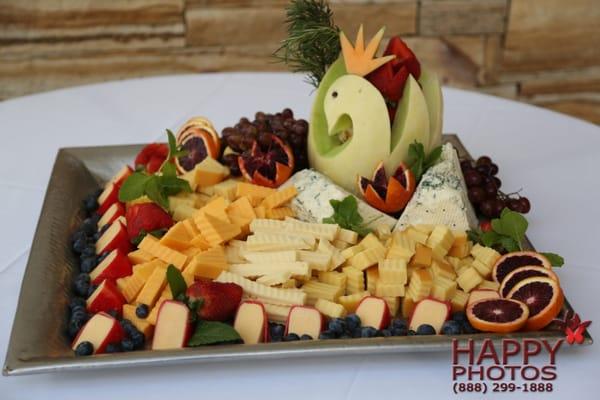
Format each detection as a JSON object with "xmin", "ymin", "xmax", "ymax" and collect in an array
[
  {"xmin": 136, "ymin": 267, "xmax": 167, "ymax": 307},
  {"xmin": 123, "ymin": 304, "xmax": 154, "ymax": 338},
  {"xmin": 338, "ymin": 291, "xmax": 370, "ymax": 313},
  {"xmin": 236, "ymin": 182, "xmax": 275, "ymax": 199},
  {"xmin": 315, "ymin": 299, "xmax": 346, "ymax": 319},
  {"xmin": 378, "ymin": 259, "xmax": 408, "ymax": 285},
  {"xmin": 138, "ymin": 235, "xmax": 187, "ymax": 270},
  {"xmin": 261, "ymin": 186, "xmax": 298, "ymax": 209},
  {"xmin": 127, "ymin": 249, "xmax": 154, "ymax": 265},
  {"xmin": 410, "ymin": 243, "xmax": 432, "ymax": 269},
  {"xmin": 159, "ymin": 221, "xmax": 192, "ymax": 251}
]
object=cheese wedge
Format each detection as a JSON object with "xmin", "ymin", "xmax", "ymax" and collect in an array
[
  {"xmin": 315, "ymin": 299, "xmax": 346, "ymax": 319},
  {"xmin": 138, "ymin": 235, "xmax": 187, "ymax": 270},
  {"xmin": 262, "ymin": 186, "xmax": 298, "ymax": 209}
]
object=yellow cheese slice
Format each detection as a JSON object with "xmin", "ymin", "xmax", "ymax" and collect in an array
[{"xmin": 138, "ymin": 235, "xmax": 187, "ymax": 270}]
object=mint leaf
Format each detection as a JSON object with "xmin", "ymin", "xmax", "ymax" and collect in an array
[
  {"xmin": 407, "ymin": 142, "xmax": 440, "ymax": 182},
  {"xmin": 166, "ymin": 265, "xmax": 187, "ymax": 299},
  {"xmin": 323, "ymin": 196, "xmax": 370, "ymax": 236},
  {"xmin": 187, "ymin": 321, "xmax": 242, "ymax": 346},
  {"xmin": 480, "ymin": 231, "xmax": 501, "ymax": 247},
  {"xmin": 118, "ymin": 172, "xmax": 151, "ymax": 202},
  {"xmin": 424, "ymin": 145, "xmax": 443, "ymax": 169},
  {"xmin": 491, "ymin": 209, "xmax": 528, "ymax": 250},
  {"xmin": 499, "ymin": 236, "xmax": 520, "ymax": 253},
  {"xmin": 541, "ymin": 252, "xmax": 565, "ymax": 267}
]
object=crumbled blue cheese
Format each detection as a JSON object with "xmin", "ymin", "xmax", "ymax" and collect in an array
[
  {"xmin": 281, "ymin": 169, "xmax": 397, "ymax": 230},
  {"xmin": 394, "ymin": 143, "xmax": 477, "ymax": 231}
]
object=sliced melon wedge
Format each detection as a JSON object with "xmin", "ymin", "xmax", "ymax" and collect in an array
[{"xmin": 419, "ymin": 69, "xmax": 443, "ymax": 152}]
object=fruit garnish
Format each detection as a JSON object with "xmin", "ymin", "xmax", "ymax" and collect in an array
[
  {"xmin": 366, "ymin": 36, "xmax": 421, "ymax": 111},
  {"xmin": 221, "ymin": 109, "xmax": 309, "ymax": 173},
  {"xmin": 406, "ymin": 141, "xmax": 442, "ymax": 182},
  {"xmin": 186, "ymin": 280, "xmax": 243, "ymax": 322},
  {"xmin": 125, "ymin": 202, "xmax": 174, "ymax": 243},
  {"xmin": 466, "ymin": 298, "xmax": 529, "ymax": 333},
  {"xmin": 175, "ymin": 117, "xmax": 221, "ymax": 173},
  {"xmin": 134, "ymin": 143, "xmax": 169, "ymax": 174},
  {"xmin": 339, "ymin": 25, "xmax": 395, "ymax": 77},
  {"xmin": 274, "ymin": 0, "xmax": 341, "ymax": 87},
  {"xmin": 119, "ymin": 130, "xmax": 192, "ymax": 210},
  {"xmin": 322, "ymin": 195, "xmax": 371, "ymax": 236},
  {"xmin": 492, "ymin": 250, "xmax": 551, "ymax": 284},
  {"xmin": 238, "ymin": 134, "xmax": 295, "ymax": 188},
  {"xmin": 357, "ymin": 161, "xmax": 415, "ymax": 214},
  {"xmin": 499, "ymin": 265, "xmax": 559, "ymax": 298},
  {"xmin": 507, "ymin": 277, "xmax": 564, "ymax": 331}
]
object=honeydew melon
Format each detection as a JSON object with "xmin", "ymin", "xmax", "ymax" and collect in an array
[
  {"xmin": 386, "ymin": 75, "xmax": 430, "ymax": 174},
  {"xmin": 419, "ymin": 69, "xmax": 443, "ymax": 151}
]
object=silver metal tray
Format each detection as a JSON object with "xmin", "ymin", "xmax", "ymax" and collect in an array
[{"xmin": 3, "ymin": 135, "xmax": 591, "ymax": 376}]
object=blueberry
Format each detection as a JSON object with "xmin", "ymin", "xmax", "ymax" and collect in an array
[
  {"xmin": 71, "ymin": 230, "xmax": 87, "ymax": 245},
  {"xmin": 97, "ymin": 251, "xmax": 110, "ymax": 263},
  {"xmin": 360, "ymin": 327, "xmax": 378, "ymax": 338},
  {"xmin": 269, "ymin": 323, "xmax": 285, "ymax": 339},
  {"xmin": 381, "ymin": 329, "xmax": 392, "ymax": 337},
  {"xmin": 407, "ymin": 330, "xmax": 417, "ymax": 336},
  {"xmin": 86, "ymin": 284, "xmax": 98, "ymax": 298},
  {"xmin": 73, "ymin": 273, "xmax": 90, "ymax": 297},
  {"xmin": 130, "ymin": 331, "xmax": 145, "ymax": 349},
  {"xmin": 270, "ymin": 336, "xmax": 282, "ymax": 342},
  {"xmin": 391, "ymin": 318, "xmax": 408, "ymax": 330},
  {"xmin": 81, "ymin": 244, "xmax": 96, "ymax": 258},
  {"xmin": 452, "ymin": 311, "xmax": 467, "ymax": 324},
  {"xmin": 461, "ymin": 321, "xmax": 479, "ymax": 334},
  {"xmin": 105, "ymin": 343, "xmax": 122, "ymax": 353},
  {"xmin": 416, "ymin": 324, "xmax": 436, "ymax": 335},
  {"xmin": 83, "ymin": 194, "xmax": 99, "ymax": 213},
  {"xmin": 339, "ymin": 334, "xmax": 351, "ymax": 339},
  {"xmin": 72, "ymin": 237, "xmax": 88, "ymax": 254},
  {"xmin": 120, "ymin": 319, "xmax": 137, "ymax": 337},
  {"xmin": 80, "ymin": 218, "xmax": 97, "ymax": 236},
  {"xmin": 441, "ymin": 320, "xmax": 462, "ymax": 335},
  {"xmin": 318, "ymin": 330, "xmax": 336, "ymax": 340},
  {"xmin": 75, "ymin": 341, "xmax": 94, "ymax": 356},
  {"xmin": 351, "ymin": 328, "xmax": 362, "ymax": 338},
  {"xmin": 135, "ymin": 304, "xmax": 149, "ymax": 319},
  {"xmin": 69, "ymin": 297, "xmax": 87, "ymax": 311},
  {"xmin": 283, "ymin": 333, "xmax": 300, "ymax": 341},
  {"xmin": 71, "ymin": 309, "xmax": 89, "ymax": 324},
  {"xmin": 300, "ymin": 334, "xmax": 313, "ymax": 341},
  {"xmin": 80, "ymin": 256, "xmax": 98, "ymax": 273},
  {"xmin": 345, "ymin": 314, "xmax": 361, "ymax": 331},
  {"xmin": 121, "ymin": 338, "xmax": 135, "ymax": 352},
  {"xmin": 391, "ymin": 327, "xmax": 408, "ymax": 336},
  {"xmin": 67, "ymin": 318, "xmax": 85, "ymax": 339},
  {"xmin": 328, "ymin": 318, "xmax": 346, "ymax": 335}
]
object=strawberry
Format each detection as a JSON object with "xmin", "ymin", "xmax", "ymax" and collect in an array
[
  {"xmin": 186, "ymin": 281, "xmax": 243, "ymax": 321},
  {"xmin": 384, "ymin": 36, "xmax": 420, "ymax": 79},
  {"xmin": 134, "ymin": 143, "xmax": 169, "ymax": 173},
  {"xmin": 125, "ymin": 202, "xmax": 174, "ymax": 241}
]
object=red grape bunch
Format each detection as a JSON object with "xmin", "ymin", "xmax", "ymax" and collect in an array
[
  {"xmin": 461, "ymin": 156, "xmax": 531, "ymax": 218},
  {"xmin": 220, "ymin": 108, "xmax": 309, "ymax": 176}
]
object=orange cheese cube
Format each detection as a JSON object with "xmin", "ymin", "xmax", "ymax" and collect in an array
[
  {"xmin": 236, "ymin": 182, "xmax": 275, "ymax": 199},
  {"xmin": 132, "ymin": 259, "xmax": 167, "ymax": 280},
  {"xmin": 254, "ymin": 206, "xmax": 266, "ymax": 218},
  {"xmin": 266, "ymin": 207, "xmax": 295, "ymax": 220},
  {"xmin": 261, "ymin": 186, "xmax": 298, "ymax": 209},
  {"xmin": 159, "ymin": 221, "xmax": 192, "ymax": 251},
  {"xmin": 195, "ymin": 213, "xmax": 241, "ymax": 246},
  {"xmin": 138, "ymin": 235, "xmax": 187, "ymax": 270},
  {"xmin": 185, "ymin": 246, "xmax": 228, "ymax": 279},
  {"xmin": 136, "ymin": 267, "xmax": 167, "ymax": 307},
  {"xmin": 182, "ymin": 218, "xmax": 200, "ymax": 237},
  {"xmin": 194, "ymin": 157, "xmax": 228, "ymax": 187},
  {"xmin": 410, "ymin": 243, "xmax": 432, "ymax": 269},
  {"xmin": 118, "ymin": 274, "xmax": 147, "ymax": 303},
  {"xmin": 127, "ymin": 249, "xmax": 155, "ymax": 265}
]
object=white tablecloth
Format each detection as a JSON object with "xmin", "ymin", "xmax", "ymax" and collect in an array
[{"xmin": 0, "ymin": 73, "xmax": 599, "ymax": 399}]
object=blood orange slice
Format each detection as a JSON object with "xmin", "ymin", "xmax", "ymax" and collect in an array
[
  {"xmin": 499, "ymin": 265, "xmax": 559, "ymax": 298},
  {"xmin": 175, "ymin": 117, "xmax": 221, "ymax": 173},
  {"xmin": 492, "ymin": 251, "xmax": 551, "ymax": 284},
  {"xmin": 466, "ymin": 298, "xmax": 529, "ymax": 333},
  {"xmin": 507, "ymin": 277, "xmax": 564, "ymax": 331}
]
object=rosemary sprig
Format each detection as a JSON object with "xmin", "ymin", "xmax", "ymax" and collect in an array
[{"xmin": 274, "ymin": 0, "xmax": 341, "ymax": 87}]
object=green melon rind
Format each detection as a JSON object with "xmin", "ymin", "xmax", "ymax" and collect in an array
[{"xmin": 419, "ymin": 69, "xmax": 444, "ymax": 152}]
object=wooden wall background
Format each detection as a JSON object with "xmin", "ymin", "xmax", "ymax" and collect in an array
[{"xmin": 1, "ymin": 0, "xmax": 599, "ymax": 123}]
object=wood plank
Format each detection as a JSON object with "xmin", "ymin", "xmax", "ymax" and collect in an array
[
  {"xmin": 332, "ymin": 1, "xmax": 417, "ymax": 37},
  {"xmin": 502, "ymin": 0, "xmax": 600, "ymax": 72},
  {"xmin": 532, "ymin": 97, "xmax": 600, "ymax": 125},
  {"xmin": 0, "ymin": 45, "xmax": 282, "ymax": 100},
  {"xmin": 419, "ymin": 0, "xmax": 508, "ymax": 35}
]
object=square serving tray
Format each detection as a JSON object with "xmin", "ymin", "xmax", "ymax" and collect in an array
[{"xmin": 3, "ymin": 135, "xmax": 591, "ymax": 376}]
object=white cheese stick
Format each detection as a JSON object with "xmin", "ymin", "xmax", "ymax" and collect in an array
[
  {"xmin": 228, "ymin": 262, "xmax": 310, "ymax": 278},
  {"xmin": 216, "ymin": 271, "xmax": 306, "ymax": 305}
]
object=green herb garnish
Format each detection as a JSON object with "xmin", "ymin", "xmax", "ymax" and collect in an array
[
  {"xmin": 469, "ymin": 208, "xmax": 565, "ymax": 266},
  {"xmin": 407, "ymin": 142, "xmax": 442, "ymax": 182},
  {"xmin": 118, "ymin": 130, "xmax": 191, "ymax": 210},
  {"xmin": 323, "ymin": 195, "xmax": 371, "ymax": 236},
  {"xmin": 187, "ymin": 321, "xmax": 242, "ymax": 346},
  {"xmin": 274, "ymin": 0, "xmax": 341, "ymax": 87},
  {"xmin": 166, "ymin": 264, "xmax": 188, "ymax": 300}
]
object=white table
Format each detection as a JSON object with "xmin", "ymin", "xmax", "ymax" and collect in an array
[{"xmin": 0, "ymin": 73, "xmax": 599, "ymax": 399}]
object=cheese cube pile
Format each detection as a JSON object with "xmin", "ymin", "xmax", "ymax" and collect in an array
[{"xmin": 114, "ymin": 173, "xmax": 301, "ymax": 339}]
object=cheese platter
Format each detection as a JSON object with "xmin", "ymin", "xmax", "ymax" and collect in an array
[{"xmin": 3, "ymin": 0, "xmax": 591, "ymax": 376}]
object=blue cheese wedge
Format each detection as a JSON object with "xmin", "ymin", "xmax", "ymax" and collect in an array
[
  {"xmin": 281, "ymin": 169, "xmax": 397, "ymax": 230},
  {"xmin": 395, "ymin": 143, "xmax": 477, "ymax": 231}
]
